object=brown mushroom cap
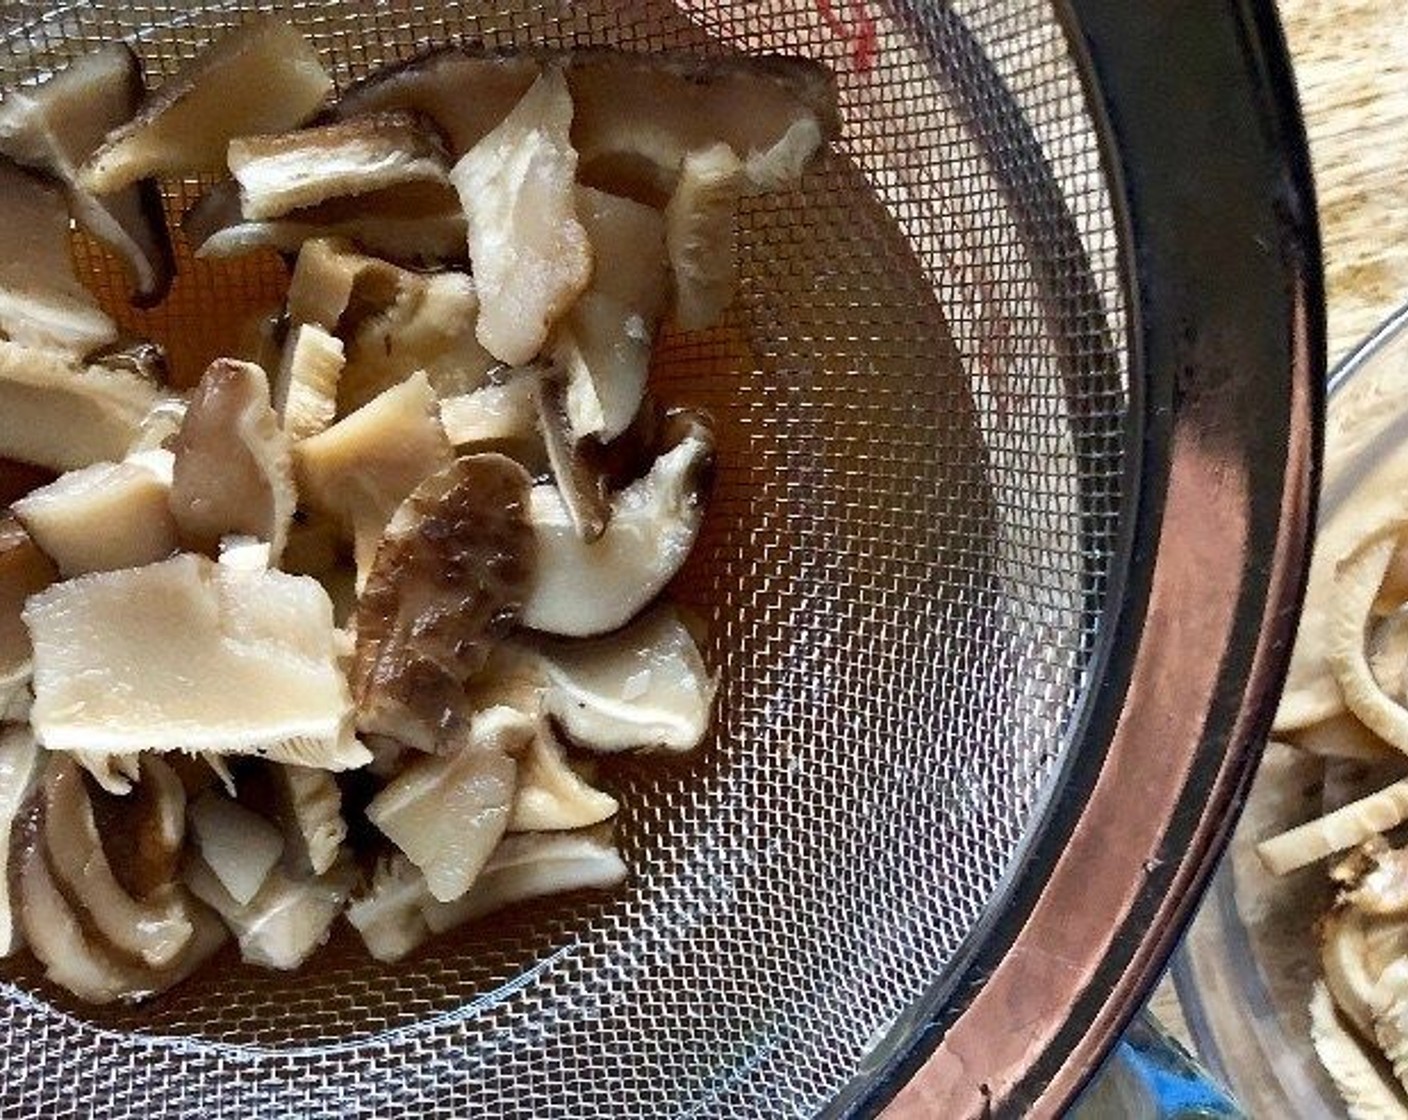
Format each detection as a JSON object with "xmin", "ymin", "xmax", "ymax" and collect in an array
[{"xmin": 352, "ymin": 454, "xmax": 536, "ymax": 753}]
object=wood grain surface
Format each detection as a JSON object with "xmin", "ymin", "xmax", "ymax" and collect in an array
[{"xmin": 1150, "ymin": 0, "xmax": 1408, "ymax": 1051}]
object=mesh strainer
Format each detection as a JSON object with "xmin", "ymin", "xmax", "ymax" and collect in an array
[{"xmin": 0, "ymin": 1, "xmax": 1320, "ymax": 1117}]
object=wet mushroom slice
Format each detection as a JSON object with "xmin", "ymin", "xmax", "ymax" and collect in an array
[
  {"xmin": 508, "ymin": 720, "xmax": 618, "ymax": 832},
  {"xmin": 12, "ymin": 456, "xmax": 178, "ymax": 577},
  {"xmin": 553, "ymin": 186, "xmax": 668, "ymax": 444},
  {"xmin": 535, "ymin": 374, "xmax": 608, "ymax": 542},
  {"xmin": 1341, "ymin": 839, "xmax": 1408, "ymax": 917},
  {"xmin": 422, "ymin": 824, "xmax": 627, "ymax": 934},
  {"xmin": 184, "ymin": 852, "xmax": 354, "ymax": 971},
  {"xmin": 664, "ymin": 143, "xmax": 745, "ymax": 331},
  {"xmin": 273, "ymin": 323, "xmax": 344, "ymax": 440},
  {"xmin": 366, "ymin": 707, "xmax": 532, "ymax": 902},
  {"xmin": 450, "ymin": 67, "xmax": 592, "ymax": 366},
  {"xmin": 332, "ymin": 48, "xmax": 542, "ymax": 158},
  {"xmin": 352, "ymin": 454, "xmax": 535, "ymax": 752},
  {"xmin": 78, "ymin": 18, "xmax": 333, "ymax": 192},
  {"xmin": 188, "ymin": 788, "xmax": 285, "ymax": 906},
  {"xmin": 0, "ymin": 340, "xmax": 160, "ymax": 472},
  {"xmin": 565, "ymin": 49, "xmax": 840, "ymax": 205},
  {"xmin": 522, "ymin": 412, "xmax": 715, "ymax": 636},
  {"xmin": 1372, "ymin": 958, "xmax": 1408, "ymax": 1095},
  {"xmin": 40, "ymin": 754, "xmax": 195, "ymax": 968},
  {"xmin": 185, "ymin": 178, "xmax": 468, "ymax": 265},
  {"xmin": 438, "ymin": 366, "xmax": 547, "ymax": 470},
  {"xmin": 344, "ymin": 851, "xmax": 432, "ymax": 963},
  {"xmin": 292, "ymin": 370, "xmax": 452, "ymax": 584},
  {"xmin": 0, "ymin": 43, "xmax": 173, "ymax": 306},
  {"xmin": 0, "ymin": 516, "xmax": 57, "ymax": 709},
  {"xmin": 524, "ymin": 604, "xmax": 717, "ymax": 753},
  {"xmin": 170, "ymin": 358, "xmax": 296, "ymax": 562},
  {"xmin": 24, "ymin": 553, "xmax": 365, "ymax": 768},
  {"xmin": 15, "ymin": 815, "xmax": 225, "ymax": 1004},
  {"xmin": 230, "ymin": 110, "xmax": 452, "ymax": 220},
  {"xmin": 265, "ymin": 764, "xmax": 347, "ymax": 877},
  {"xmin": 0, "ymin": 159, "xmax": 118, "ymax": 355},
  {"xmin": 0, "ymin": 725, "xmax": 40, "ymax": 955},
  {"xmin": 337, "ymin": 269, "xmax": 497, "ymax": 415}
]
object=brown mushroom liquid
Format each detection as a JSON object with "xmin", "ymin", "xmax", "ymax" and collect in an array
[{"xmin": 0, "ymin": 112, "xmax": 1000, "ymax": 1044}]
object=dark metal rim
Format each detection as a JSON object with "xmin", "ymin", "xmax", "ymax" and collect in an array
[{"xmin": 850, "ymin": 0, "xmax": 1324, "ymax": 1115}]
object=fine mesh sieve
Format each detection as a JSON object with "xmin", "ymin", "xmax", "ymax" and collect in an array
[{"xmin": 0, "ymin": 2, "xmax": 1320, "ymax": 1117}]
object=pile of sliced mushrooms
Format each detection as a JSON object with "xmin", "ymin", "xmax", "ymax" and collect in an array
[
  {"xmin": 0, "ymin": 19, "xmax": 838, "ymax": 1003},
  {"xmin": 1259, "ymin": 357, "xmax": 1408, "ymax": 1114}
]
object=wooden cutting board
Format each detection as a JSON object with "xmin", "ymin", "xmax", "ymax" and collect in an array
[{"xmin": 1151, "ymin": 0, "xmax": 1408, "ymax": 1048}]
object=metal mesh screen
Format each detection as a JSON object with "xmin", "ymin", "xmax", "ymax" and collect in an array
[{"xmin": 0, "ymin": 1, "xmax": 1129, "ymax": 1115}]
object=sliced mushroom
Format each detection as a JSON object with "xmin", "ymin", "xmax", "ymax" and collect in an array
[
  {"xmin": 664, "ymin": 143, "xmax": 745, "ymax": 331},
  {"xmin": 286, "ymin": 237, "xmax": 369, "ymax": 331},
  {"xmin": 168, "ymin": 358, "xmax": 296, "ymax": 563},
  {"xmin": 129, "ymin": 396, "xmax": 188, "ymax": 456},
  {"xmin": 347, "ymin": 825, "xmax": 625, "ymax": 961},
  {"xmin": 1259, "ymin": 780, "xmax": 1408, "ymax": 876},
  {"xmin": 273, "ymin": 323, "xmax": 344, "ymax": 440},
  {"xmin": 0, "ymin": 43, "xmax": 173, "ymax": 306},
  {"xmin": 16, "ymin": 821, "xmax": 224, "ymax": 1004},
  {"xmin": 41, "ymin": 754, "xmax": 195, "ymax": 968},
  {"xmin": 338, "ymin": 269, "xmax": 496, "ymax": 415},
  {"xmin": 293, "ymin": 370, "xmax": 452, "ymax": 583},
  {"xmin": 78, "ymin": 18, "xmax": 333, "ymax": 192},
  {"xmin": 508, "ymin": 721, "xmax": 618, "ymax": 832},
  {"xmin": 344, "ymin": 850, "xmax": 431, "ymax": 962},
  {"xmin": 270, "ymin": 765, "xmax": 346, "ymax": 877},
  {"xmin": 566, "ymin": 49, "xmax": 838, "ymax": 204},
  {"xmin": 529, "ymin": 604, "xmax": 716, "ymax": 752},
  {"xmin": 439, "ymin": 368, "xmax": 548, "ymax": 472},
  {"xmin": 86, "ymin": 756, "xmax": 186, "ymax": 896},
  {"xmin": 0, "ymin": 516, "xmax": 57, "ymax": 709},
  {"xmin": 422, "ymin": 824, "xmax": 626, "ymax": 934},
  {"xmin": 0, "ymin": 725, "xmax": 40, "ymax": 955},
  {"xmin": 24, "ymin": 553, "xmax": 364, "ymax": 767},
  {"xmin": 450, "ymin": 68, "xmax": 592, "ymax": 366},
  {"xmin": 536, "ymin": 373, "xmax": 608, "ymax": 541},
  {"xmin": 184, "ymin": 853, "xmax": 354, "ymax": 971},
  {"xmin": 367, "ymin": 707, "xmax": 531, "ymax": 903},
  {"xmin": 188, "ymin": 788, "xmax": 285, "ymax": 906},
  {"xmin": 0, "ymin": 340, "xmax": 160, "ymax": 471},
  {"xmin": 1310, "ymin": 979, "xmax": 1408, "ymax": 1118},
  {"xmin": 333, "ymin": 48, "xmax": 541, "ymax": 158},
  {"xmin": 12, "ymin": 456, "xmax": 178, "ymax": 577},
  {"xmin": 185, "ymin": 178, "xmax": 468, "ymax": 265},
  {"xmin": 0, "ymin": 159, "xmax": 118, "ymax": 355},
  {"xmin": 522, "ymin": 413, "xmax": 714, "ymax": 636},
  {"xmin": 230, "ymin": 110, "xmax": 452, "ymax": 220},
  {"xmin": 333, "ymin": 47, "xmax": 840, "ymax": 206},
  {"xmin": 352, "ymin": 455, "xmax": 535, "ymax": 752}
]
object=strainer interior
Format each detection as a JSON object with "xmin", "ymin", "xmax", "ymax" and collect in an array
[{"xmin": 0, "ymin": 1, "xmax": 1136, "ymax": 1115}]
